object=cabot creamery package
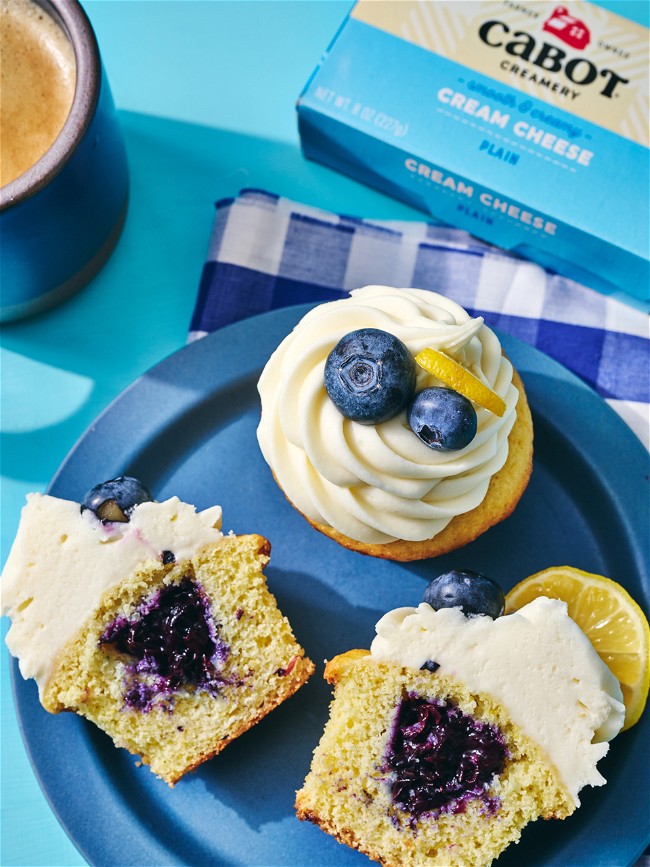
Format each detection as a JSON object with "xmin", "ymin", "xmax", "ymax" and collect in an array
[{"xmin": 297, "ymin": 1, "xmax": 649, "ymax": 306}]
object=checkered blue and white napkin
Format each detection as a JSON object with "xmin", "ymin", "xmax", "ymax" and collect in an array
[{"xmin": 189, "ymin": 188, "xmax": 650, "ymax": 450}]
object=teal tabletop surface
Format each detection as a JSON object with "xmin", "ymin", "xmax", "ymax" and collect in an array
[{"xmin": 1, "ymin": 2, "xmax": 648, "ymax": 866}]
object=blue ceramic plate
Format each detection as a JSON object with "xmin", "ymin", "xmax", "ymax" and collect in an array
[{"xmin": 13, "ymin": 304, "xmax": 650, "ymax": 867}]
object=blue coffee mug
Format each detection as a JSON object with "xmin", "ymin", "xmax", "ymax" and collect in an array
[{"xmin": 0, "ymin": 0, "xmax": 129, "ymax": 322}]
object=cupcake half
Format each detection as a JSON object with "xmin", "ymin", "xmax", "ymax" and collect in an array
[
  {"xmin": 1, "ymin": 483, "xmax": 314, "ymax": 784},
  {"xmin": 296, "ymin": 594, "xmax": 625, "ymax": 867}
]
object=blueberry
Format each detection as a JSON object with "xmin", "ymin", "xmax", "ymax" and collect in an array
[
  {"xmin": 419, "ymin": 660, "xmax": 440, "ymax": 673},
  {"xmin": 324, "ymin": 328, "xmax": 416, "ymax": 424},
  {"xmin": 423, "ymin": 569, "xmax": 505, "ymax": 619},
  {"xmin": 81, "ymin": 476, "xmax": 154, "ymax": 523},
  {"xmin": 408, "ymin": 386, "xmax": 477, "ymax": 451}
]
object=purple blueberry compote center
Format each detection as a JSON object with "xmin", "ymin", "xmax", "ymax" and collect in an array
[
  {"xmin": 384, "ymin": 694, "xmax": 508, "ymax": 821},
  {"xmin": 99, "ymin": 577, "xmax": 230, "ymax": 712}
]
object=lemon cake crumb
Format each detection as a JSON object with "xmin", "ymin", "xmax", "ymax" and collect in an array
[{"xmin": 297, "ymin": 651, "xmax": 585, "ymax": 867}]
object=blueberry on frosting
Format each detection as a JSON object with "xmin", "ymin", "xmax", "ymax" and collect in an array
[
  {"xmin": 423, "ymin": 569, "xmax": 505, "ymax": 620},
  {"xmin": 408, "ymin": 387, "xmax": 477, "ymax": 451},
  {"xmin": 81, "ymin": 476, "xmax": 154, "ymax": 523},
  {"xmin": 324, "ymin": 328, "xmax": 416, "ymax": 424}
]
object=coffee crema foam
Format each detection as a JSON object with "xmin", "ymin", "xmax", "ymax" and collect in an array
[{"xmin": 0, "ymin": 0, "xmax": 76, "ymax": 187}]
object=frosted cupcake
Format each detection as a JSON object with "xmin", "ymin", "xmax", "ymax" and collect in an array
[{"xmin": 257, "ymin": 286, "xmax": 533, "ymax": 561}]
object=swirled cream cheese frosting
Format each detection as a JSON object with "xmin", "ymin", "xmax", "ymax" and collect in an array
[
  {"xmin": 1, "ymin": 493, "xmax": 222, "ymax": 698},
  {"xmin": 370, "ymin": 597, "xmax": 625, "ymax": 806},
  {"xmin": 257, "ymin": 285, "xmax": 520, "ymax": 545}
]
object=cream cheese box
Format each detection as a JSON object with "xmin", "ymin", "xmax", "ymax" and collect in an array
[{"xmin": 297, "ymin": 1, "xmax": 649, "ymax": 306}]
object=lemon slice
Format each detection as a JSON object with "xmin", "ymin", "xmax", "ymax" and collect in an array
[
  {"xmin": 415, "ymin": 348, "xmax": 506, "ymax": 417},
  {"xmin": 506, "ymin": 566, "xmax": 650, "ymax": 731}
]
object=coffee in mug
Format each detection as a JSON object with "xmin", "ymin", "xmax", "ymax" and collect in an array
[{"xmin": 1, "ymin": 0, "xmax": 76, "ymax": 187}]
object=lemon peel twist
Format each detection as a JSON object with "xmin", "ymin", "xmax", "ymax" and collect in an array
[{"xmin": 415, "ymin": 347, "xmax": 507, "ymax": 417}]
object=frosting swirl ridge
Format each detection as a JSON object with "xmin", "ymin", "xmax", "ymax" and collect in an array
[{"xmin": 257, "ymin": 286, "xmax": 518, "ymax": 544}]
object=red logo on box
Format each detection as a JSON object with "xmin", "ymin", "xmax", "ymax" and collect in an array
[{"xmin": 543, "ymin": 6, "xmax": 591, "ymax": 50}]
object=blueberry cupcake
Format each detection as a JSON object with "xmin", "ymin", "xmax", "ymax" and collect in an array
[
  {"xmin": 1, "ymin": 478, "xmax": 314, "ymax": 784},
  {"xmin": 257, "ymin": 286, "xmax": 533, "ymax": 561},
  {"xmin": 296, "ymin": 570, "xmax": 625, "ymax": 867}
]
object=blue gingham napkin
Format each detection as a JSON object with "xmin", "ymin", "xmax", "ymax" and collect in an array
[{"xmin": 190, "ymin": 188, "xmax": 649, "ymax": 450}]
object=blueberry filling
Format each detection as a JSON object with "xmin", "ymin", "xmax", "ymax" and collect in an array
[
  {"xmin": 384, "ymin": 694, "xmax": 508, "ymax": 821},
  {"xmin": 100, "ymin": 577, "xmax": 230, "ymax": 711}
]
